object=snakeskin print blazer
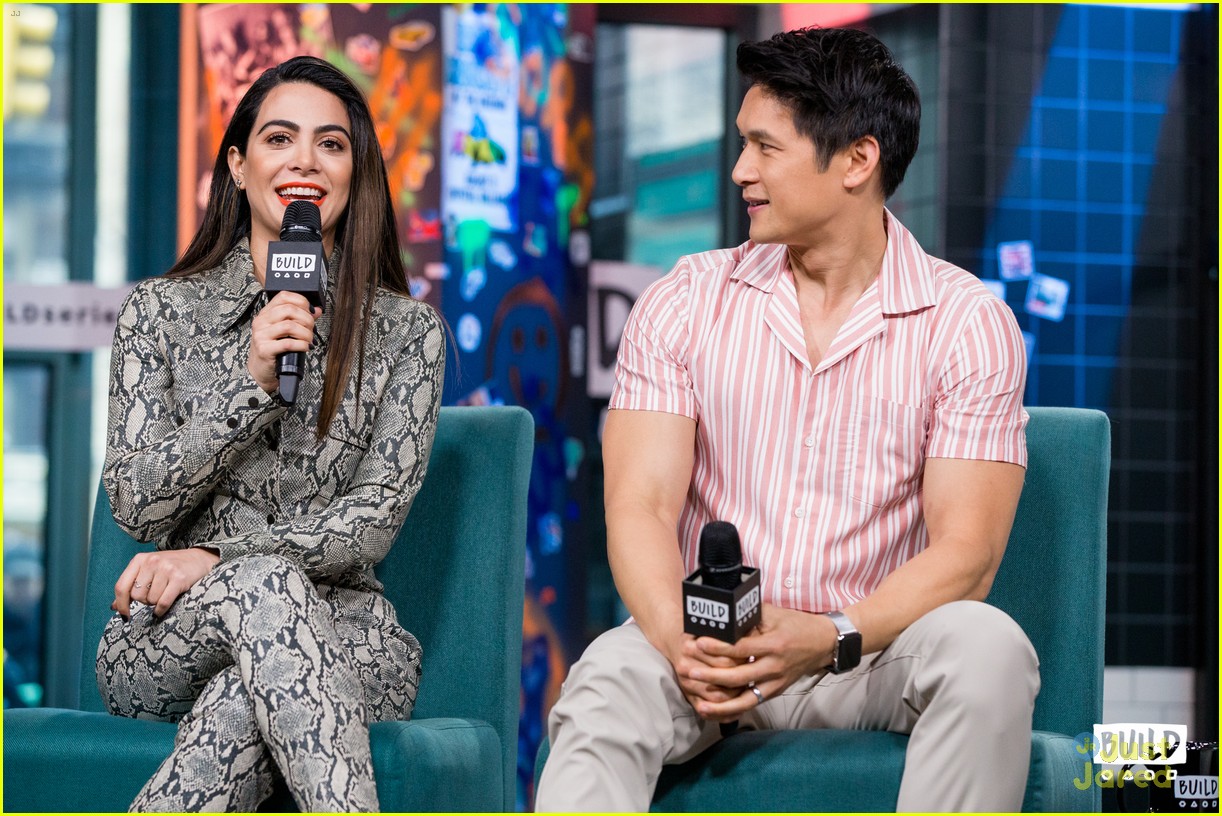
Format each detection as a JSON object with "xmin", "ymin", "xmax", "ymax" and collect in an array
[{"xmin": 103, "ymin": 240, "xmax": 445, "ymax": 595}]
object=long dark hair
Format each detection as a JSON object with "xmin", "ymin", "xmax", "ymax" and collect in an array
[
  {"xmin": 169, "ymin": 56, "xmax": 409, "ymax": 437},
  {"xmin": 737, "ymin": 27, "xmax": 920, "ymax": 199}
]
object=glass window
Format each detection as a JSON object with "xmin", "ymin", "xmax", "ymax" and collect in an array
[
  {"xmin": 590, "ymin": 24, "xmax": 727, "ymax": 268},
  {"xmin": 3, "ymin": 3, "xmax": 100, "ymax": 709},
  {"xmin": 4, "ymin": 3, "xmax": 72, "ymax": 284},
  {"xmin": 3, "ymin": 364, "xmax": 50, "ymax": 708}
]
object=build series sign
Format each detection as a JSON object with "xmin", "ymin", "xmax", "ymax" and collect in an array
[{"xmin": 4, "ymin": 283, "xmax": 133, "ymax": 351}]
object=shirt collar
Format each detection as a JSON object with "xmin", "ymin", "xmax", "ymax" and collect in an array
[
  {"xmin": 876, "ymin": 208, "xmax": 938, "ymax": 316},
  {"xmin": 208, "ymin": 239, "xmax": 342, "ymax": 339},
  {"xmin": 729, "ymin": 209, "xmax": 939, "ymax": 315}
]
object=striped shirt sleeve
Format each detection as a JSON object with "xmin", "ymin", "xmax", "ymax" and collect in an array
[
  {"xmin": 608, "ymin": 262, "xmax": 697, "ymax": 420},
  {"xmin": 926, "ymin": 295, "xmax": 1029, "ymax": 467}
]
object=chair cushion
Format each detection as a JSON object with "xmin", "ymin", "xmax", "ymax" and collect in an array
[
  {"xmin": 534, "ymin": 729, "xmax": 1098, "ymax": 812},
  {"xmin": 3, "ymin": 708, "xmax": 502, "ymax": 812},
  {"xmin": 1026, "ymin": 730, "xmax": 1100, "ymax": 812},
  {"xmin": 653, "ymin": 729, "xmax": 907, "ymax": 812}
]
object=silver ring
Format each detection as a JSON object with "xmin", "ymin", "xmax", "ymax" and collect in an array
[
  {"xmin": 750, "ymin": 686, "xmax": 764, "ymax": 706},
  {"xmin": 133, "ymin": 582, "xmax": 143, "ymax": 589}
]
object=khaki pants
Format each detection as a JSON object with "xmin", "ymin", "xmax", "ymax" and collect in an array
[{"xmin": 536, "ymin": 600, "xmax": 1039, "ymax": 812}]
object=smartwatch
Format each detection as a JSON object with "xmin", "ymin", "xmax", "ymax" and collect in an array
[{"xmin": 823, "ymin": 610, "xmax": 862, "ymax": 674}]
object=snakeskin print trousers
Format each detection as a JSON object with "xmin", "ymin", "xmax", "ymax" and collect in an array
[{"xmin": 95, "ymin": 554, "xmax": 422, "ymax": 812}]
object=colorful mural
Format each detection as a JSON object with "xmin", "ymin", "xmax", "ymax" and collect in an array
[{"xmin": 441, "ymin": 6, "xmax": 594, "ymax": 806}]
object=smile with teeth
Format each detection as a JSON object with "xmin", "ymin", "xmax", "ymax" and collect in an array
[{"xmin": 276, "ymin": 184, "xmax": 326, "ymax": 206}]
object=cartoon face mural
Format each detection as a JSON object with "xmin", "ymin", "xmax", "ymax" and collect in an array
[{"xmin": 486, "ymin": 277, "xmax": 568, "ymax": 416}]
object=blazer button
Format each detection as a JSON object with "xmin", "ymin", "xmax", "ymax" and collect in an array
[
  {"xmin": 227, "ymin": 417, "xmax": 238, "ymax": 429},
  {"xmin": 267, "ymin": 514, "xmax": 275, "ymax": 524},
  {"xmin": 248, "ymin": 397, "xmax": 260, "ymax": 408}
]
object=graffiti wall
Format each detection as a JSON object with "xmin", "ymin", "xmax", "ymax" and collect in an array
[
  {"xmin": 440, "ymin": 6, "xmax": 593, "ymax": 806},
  {"xmin": 180, "ymin": 4, "xmax": 593, "ymax": 807}
]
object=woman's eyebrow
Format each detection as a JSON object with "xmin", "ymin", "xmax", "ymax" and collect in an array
[{"xmin": 256, "ymin": 120, "xmax": 352, "ymax": 141}]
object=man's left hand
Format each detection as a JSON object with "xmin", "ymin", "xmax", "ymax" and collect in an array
[{"xmin": 682, "ymin": 603, "xmax": 839, "ymax": 722}]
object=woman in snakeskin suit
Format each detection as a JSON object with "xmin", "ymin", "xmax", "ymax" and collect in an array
[{"xmin": 95, "ymin": 57, "xmax": 444, "ymax": 812}]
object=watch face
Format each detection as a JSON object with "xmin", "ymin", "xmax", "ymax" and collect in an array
[{"xmin": 830, "ymin": 633, "xmax": 862, "ymax": 674}]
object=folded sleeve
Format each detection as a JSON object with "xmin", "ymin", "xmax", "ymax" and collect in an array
[
  {"xmin": 926, "ymin": 296, "xmax": 1029, "ymax": 467},
  {"xmin": 608, "ymin": 262, "xmax": 697, "ymax": 420}
]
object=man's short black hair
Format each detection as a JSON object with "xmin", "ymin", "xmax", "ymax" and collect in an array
[{"xmin": 736, "ymin": 27, "xmax": 920, "ymax": 199}]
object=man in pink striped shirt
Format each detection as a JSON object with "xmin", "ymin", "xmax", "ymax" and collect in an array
[{"xmin": 537, "ymin": 27, "xmax": 1038, "ymax": 812}]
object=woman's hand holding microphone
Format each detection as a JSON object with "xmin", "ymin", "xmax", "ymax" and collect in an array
[{"xmin": 248, "ymin": 291, "xmax": 322, "ymax": 395}]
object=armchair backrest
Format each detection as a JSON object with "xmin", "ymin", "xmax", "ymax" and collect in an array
[
  {"xmin": 79, "ymin": 405, "xmax": 532, "ymax": 811},
  {"xmin": 985, "ymin": 406, "xmax": 1110, "ymax": 738}
]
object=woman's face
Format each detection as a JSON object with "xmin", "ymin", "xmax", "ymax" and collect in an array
[{"xmin": 228, "ymin": 81, "xmax": 353, "ymax": 268}]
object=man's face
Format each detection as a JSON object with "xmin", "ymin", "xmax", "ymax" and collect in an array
[{"xmin": 731, "ymin": 85, "xmax": 845, "ymax": 247}]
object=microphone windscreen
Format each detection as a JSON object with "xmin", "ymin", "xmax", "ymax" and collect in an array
[
  {"xmin": 699, "ymin": 521, "xmax": 742, "ymax": 590},
  {"xmin": 280, "ymin": 200, "xmax": 322, "ymax": 242}
]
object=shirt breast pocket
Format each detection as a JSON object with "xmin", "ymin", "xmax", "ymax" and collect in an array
[{"xmin": 846, "ymin": 397, "xmax": 927, "ymax": 508}]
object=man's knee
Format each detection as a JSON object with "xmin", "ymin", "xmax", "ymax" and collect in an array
[
  {"xmin": 558, "ymin": 626, "xmax": 671, "ymax": 702},
  {"xmin": 550, "ymin": 625, "xmax": 681, "ymax": 737},
  {"xmin": 914, "ymin": 601, "xmax": 1040, "ymax": 706}
]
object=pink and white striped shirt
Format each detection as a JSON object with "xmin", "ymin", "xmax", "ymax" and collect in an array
[{"xmin": 610, "ymin": 211, "xmax": 1028, "ymax": 614}]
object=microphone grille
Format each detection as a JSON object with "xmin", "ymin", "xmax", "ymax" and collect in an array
[
  {"xmin": 698, "ymin": 521, "xmax": 741, "ymax": 568},
  {"xmin": 280, "ymin": 200, "xmax": 322, "ymax": 242}
]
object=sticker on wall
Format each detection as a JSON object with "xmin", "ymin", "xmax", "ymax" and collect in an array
[
  {"xmin": 345, "ymin": 33, "xmax": 382, "ymax": 74},
  {"xmin": 408, "ymin": 277, "xmax": 432, "ymax": 300},
  {"xmin": 389, "ymin": 20, "xmax": 435, "ymax": 52},
  {"xmin": 569, "ymin": 325, "xmax": 585, "ymax": 378},
  {"xmin": 489, "ymin": 239, "xmax": 518, "ymax": 271},
  {"xmin": 997, "ymin": 240, "xmax": 1035, "ymax": 281},
  {"xmin": 1025, "ymin": 273, "xmax": 1070, "ymax": 322},
  {"xmin": 568, "ymin": 228, "xmax": 591, "ymax": 267},
  {"xmin": 441, "ymin": 6, "xmax": 521, "ymax": 232},
  {"xmin": 538, "ymin": 512, "xmax": 563, "ymax": 555},
  {"xmin": 407, "ymin": 209, "xmax": 442, "ymax": 242},
  {"xmin": 524, "ymin": 222, "xmax": 547, "ymax": 257},
  {"xmin": 981, "ymin": 279, "xmax": 1006, "ymax": 300},
  {"xmin": 1021, "ymin": 331, "xmax": 1037, "ymax": 362},
  {"xmin": 461, "ymin": 266, "xmax": 487, "ymax": 301},
  {"xmin": 522, "ymin": 125, "xmax": 541, "ymax": 165},
  {"xmin": 456, "ymin": 313, "xmax": 483, "ymax": 352}
]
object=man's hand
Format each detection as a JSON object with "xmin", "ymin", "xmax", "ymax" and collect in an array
[
  {"xmin": 112, "ymin": 547, "xmax": 220, "ymax": 619},
  {"xmin": 679, "ymin": 603, "xmax": 840, "ymax": 722},
  {"xmin": 661, "ymin": 630, "xmax": 747, "ymax": 712}
]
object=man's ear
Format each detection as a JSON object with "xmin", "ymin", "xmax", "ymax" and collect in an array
[{"xmin": 843, "ymin": 135, "xmax": 882, "ymax": 194}]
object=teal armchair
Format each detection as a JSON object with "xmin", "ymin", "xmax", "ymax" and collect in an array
[
  {"xmin": 4, "ymin": 406, "xmax": 533, "ymax": 812},
  {"xmin": 536, "ymin": 406, "xmax": 1110, "ymax": 812}
]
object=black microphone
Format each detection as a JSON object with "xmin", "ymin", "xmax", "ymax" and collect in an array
[
  {"xmin": 264, "ymin": 201, "xmax": 328, "ymax": 404},
  {"xmin": 682, "ymin": 521, "xmax": 763, "ymax": 737},
  {"xmin": 699, "ymin": 521, "xmax": 743, "ymax": 590}
]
